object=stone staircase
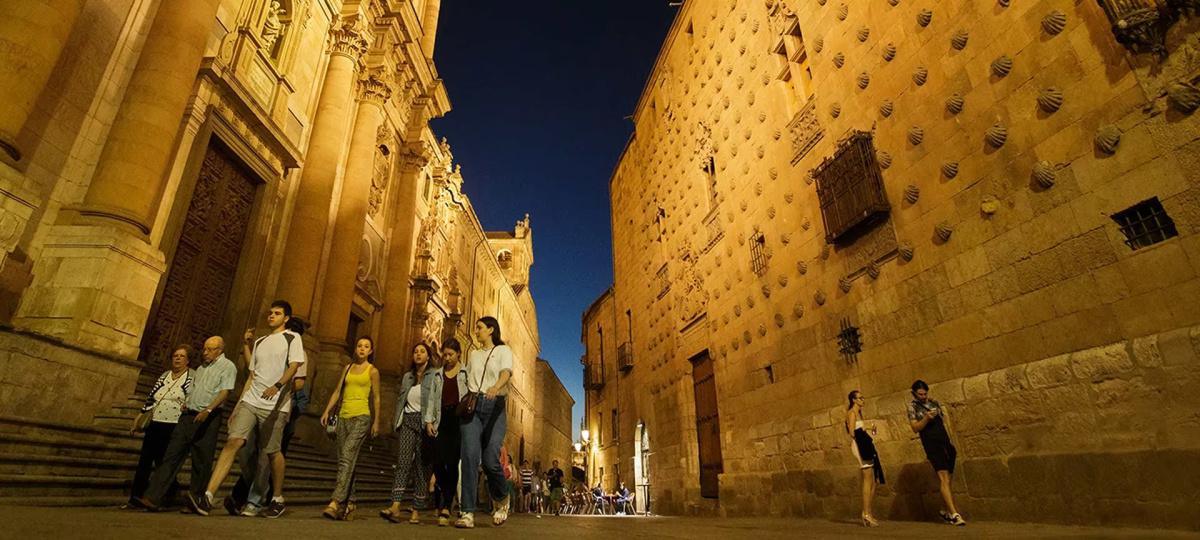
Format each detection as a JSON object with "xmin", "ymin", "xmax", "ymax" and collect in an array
[{"xmin": 0, "ymin": 370, "xmax": 399, "ymax": 507}]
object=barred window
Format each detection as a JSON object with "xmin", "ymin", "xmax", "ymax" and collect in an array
[
  {"xmin": 750, "ymin": 232, "xmax": 768, "ymax": 276},
  {"xmin": 1112, "ymin": 198, "xmax": 1177, "ymax": 250},
  {"xmin": 656, "ymin": 263, "xmax": 670, "ymax": 299}
]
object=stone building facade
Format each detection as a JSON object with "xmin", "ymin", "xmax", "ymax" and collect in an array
[
  {"xmin": 584, "ymin": 0, "xmax": 1200, "ymax": 530},
  {"xmin": 0, "ymin": 0, "xmax": 569, "ymax": 471}
]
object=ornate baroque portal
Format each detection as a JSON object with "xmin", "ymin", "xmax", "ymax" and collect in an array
[{"xmin": 138, "ymin": 140, "xmax": 259, "ymax": 370}]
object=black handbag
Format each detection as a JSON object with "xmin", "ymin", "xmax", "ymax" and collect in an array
[
  {"xmin": 456, "ymin": 347, "xmax": 495, "ymax": 419},
  {"xmin": 325, "ymin": 365, "xmax": 352, "ymax": 439}
]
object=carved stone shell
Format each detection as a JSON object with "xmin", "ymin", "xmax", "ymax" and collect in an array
[
  {"xmin": 815, "ymin": 290, "xmax": 827, "ymax": 305},
  {"xmin": 907, "ymin": 126, "xmax": 925, "ymax": 146},
  {"xmin": 802, "ymin": 217, "xmax": 811, "ymax": 230},
  {"xmin": 986, "ymin": 123, "xmax": 1008, "ymax": 148},
  {"xmin": 857, "ymin": 72, "xmax": 871, "ymax": 89},
  {"xmin": 898, "ymin": 242, "xmax": 914, "ymax": 261},
  {"xmin": 935, "ymin": 222, "xmax": 954, "ymax": 242},
  {"xmin": 762, "ymin": 285, "xmax": 772, "ymax": 300},
  {"xmin": 778, "ymin": 274, "xmax": 789, "ymax": 287},
  {"xmin": 980, "ymin": 196, "xmax": 1000, "ymax": 215},
  {"xmin": 883, "ymin": 43, "xmax": 897, "ymax": 62},
  {"xmin": 889, "ymin": 0, "xmax": 900, "ymax": 5},
  {"xmin": 1167, "ymin": 81, "xmax": 1200, "ymax": 113},
  {"xmin": 774, "ymin": 313, "xmax": 784, "ymax": 328},
  {"xmin": 1095, "ymin": 125, "xmax": 1122, "ymax": 155},
  {"xmin": 833, "ymin": 52, "xmax": 845, "ymax": 68},
  {"xmin": 1042, "ymin": 10, "xmax": 1067, "ymax": 36},
  {"xmin": 879, "ymin": 100, "xmax": 894, "ymax": 118},
  {"xmin": 942, "ymin": 161, "xmax": 959, "ymax": 179},
  {"xmin": 913, "ymin": 66, "xmax": 929, "ymax": 86},
  {"xmin": 866, "ymin": 261, "xmax": 881, "ymax": 280},
  {"xmin": 998, "ymin": 0, "xmax": 1010, "ymax": 7},
  {"xmin": 877, "ymin": 150, "xmax": 893, "ymax": 169},
  {"xmin": 839, "ymin": 277, "xmax": 852, "ymax": 293},
  {"xmin": 945, "ymin": 93, "xmax": 964, "ymax": 115},
  {"xmin": 917, "ymin": 9, "xmax": 933, "ymax": 27},
  {"xmin": 904, "ymin": 184, "xmax": 920, "ymax": 204},
  {"xmin": 814, "ymin": 37, "xmax": 824, "ymax": 53},
  {"xmin": 793, "ymin": 302, "xmax": 805, "ymax": 319},
  {"xmin": 951, "ymin": 30, "xmax": 969, "ymax": 50},
  {"xmin": 769, "ymin": 167, "xmax": 779, "ymax": 180},
  {"xmin": 991, "ymin": 55, "xmax": 1013, "ymax": 78},
  {"xmin": 838, "ymin": 4, "xmax": 849, "ymax": 21},
  {"xmin": 797, "ymin": 260, "xmax": 808, "ymax": 275},
  {"xmin": 1032, "ymin": 161, "xmax": 1057, "ymax": 189},
  {"xmin": 1037, "ymin": 87, "xmax": 1064, "ymax": 114}
]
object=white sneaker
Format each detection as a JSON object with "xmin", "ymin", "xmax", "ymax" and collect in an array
[
  {"xmin": 454, "ymin": 512, "xmax": 475, "ymax": 528},
  {"xmin": 949, "ymin": 513, "xmax": 967, "ymax": 526},
  {"xmin": 240, "ymin": 504, "xmax": 261, "ymax": 517},
  {"xmin": 492, "ymin": 495, "xmax": 509, "ymax": 526}
]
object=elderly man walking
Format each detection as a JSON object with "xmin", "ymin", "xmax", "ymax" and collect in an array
[{"xmin": 136, "ymin": 336, "xmax": 236, "ymax": 511}]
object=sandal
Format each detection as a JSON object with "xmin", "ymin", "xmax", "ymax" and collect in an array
[
  {"xmin": 340, "ymin": 502, "xmax": 357, "ymax": 521},
  {"xmin": 381, "ymin": 509, "xmax": 404, "ymax": 523},
  {"xmin": 409, "ymin": 509, "xmax": 420, "ymax": 524},
  {"xmin": 322, "ymin": 502, "xmax": 340, "ymax": 520}
]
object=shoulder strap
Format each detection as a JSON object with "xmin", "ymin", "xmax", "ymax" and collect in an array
[{"xmin": 474, "ymin": 347, "xmax": 496, "ymax": 391}]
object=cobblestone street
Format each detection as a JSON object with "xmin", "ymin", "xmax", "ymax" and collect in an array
[{"xmin": 4, "ymin": 505, "xmax": 1196, "ymax": 539}]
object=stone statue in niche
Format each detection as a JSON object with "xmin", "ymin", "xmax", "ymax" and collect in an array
[{"xmin": 261, "ymin": 1, "xmax": 286, "ymax": 53}]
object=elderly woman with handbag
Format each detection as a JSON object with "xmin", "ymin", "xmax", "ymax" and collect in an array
[
  {"xmin": 124, "ymin": 344, "xmax": 194, "ymax": 509},
  {"xmin": 320, "ymin": 336, "xmax": 381, "ymax": 520}
]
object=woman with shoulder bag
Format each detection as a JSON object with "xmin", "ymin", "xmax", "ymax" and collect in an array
[
  {"xmin": 431, "ymin": 338, "xmax": 467, "ymax": 526},
  {"xmin": 320, "ymin": 336, "xmax": 381, "ymax": 520},
  {"xmin": 124, "ymin": 344, "xmax": 194, "ymax": 510},
  {"xmin": 454, "ymin": 317, "xmax": 515, "ymax": 529},
  {"xmin": 381, "ymin": 340, "xmax": 443, "ymax": 524}
]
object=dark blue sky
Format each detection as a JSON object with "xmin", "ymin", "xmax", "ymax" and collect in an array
[{"xmin": 431, "ymin": 1, "xmax": 676, "ymax": 439}]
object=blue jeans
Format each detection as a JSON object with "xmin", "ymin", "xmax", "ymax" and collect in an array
[{"xmin": 460, "ymin": 396, "xmax": 506, "ymax": 513}]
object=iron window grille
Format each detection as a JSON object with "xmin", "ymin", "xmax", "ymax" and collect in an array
[
  {"xmin": 1112, "ymin": 197, "xmax": 1177, "ymax": 250},
  {"xmin": 750, "ymin": 233, "xmax": 768, "ymax": 276}
]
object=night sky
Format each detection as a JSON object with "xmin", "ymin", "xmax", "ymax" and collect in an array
[{"xmin": 431, "ymin": 1, "xmax": 677, "ymax": 440}]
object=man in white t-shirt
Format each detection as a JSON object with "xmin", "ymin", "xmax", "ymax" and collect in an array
[{"xmin": 187, "ymin": 300, "xmax": 305, "ymax": 519}]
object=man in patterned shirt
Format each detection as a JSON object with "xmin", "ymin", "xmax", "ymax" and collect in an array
[{"xmin": 907, "ymin": 379, "xmax": 966, "ymax": 526}]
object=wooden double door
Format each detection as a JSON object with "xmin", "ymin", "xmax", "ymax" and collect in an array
[
  {"xmin": 691, "ymin": 351, "xmax": 723, "ymax": 499},
  {"xmin": 138, "ymin": 139, "xmax": 258, "ymax": 371}
]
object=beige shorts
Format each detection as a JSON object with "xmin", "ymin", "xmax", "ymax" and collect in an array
[{"xmin": 228, "ymin": 403, "xmax": 289, "ymax": 454}]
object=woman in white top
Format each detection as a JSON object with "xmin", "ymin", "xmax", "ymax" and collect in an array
[
  {"xmin": 125, "ymin": 344, "xmax": 194, "ymax": 509},
  {"xmin": 846, "ymin": 390, "xmax": 884, "ymax": 527},
  {"xmin": 454, "ymin": 317, "xmax": 514, "ymax": 529}
]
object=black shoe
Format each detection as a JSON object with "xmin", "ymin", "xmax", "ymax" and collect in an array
[
  {"xmin": 261, "ymin": 500, "xmax": 286, "ymax": 519},
  {"xmin": 222, "ymin": 496, "xmax": 240, "ymax": 516},
  {"xmin": 186, "ymin": 492, "xmax": 211, "ymax": 516}
]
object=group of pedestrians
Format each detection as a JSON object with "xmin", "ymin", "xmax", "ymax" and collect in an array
[
  {"xmin": 847, "ymin": 380, "xmax": 967, "ymax": 528},
  {"xmin": 122, "ymin": 299, "xmax": 521, "ymax": 528}
]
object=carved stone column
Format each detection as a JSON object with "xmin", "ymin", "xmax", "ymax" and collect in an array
[
  {"xmin": 12, "ymin": 0, "xmax": 222, "ymax": 359},
  {"xmin": 0, "ymin": 0, "xmax": 85, "ymax": 164},
  {"xmin": 309, "ymin": 67, "xmax": 391, "ymax": 408},
  {"xmin": 274, "ymin": 17, "xmax": 368, "ymax": 319},
  {"xmin": 373, "ymin": 144, "xmax": 431, "ymax": 373}
]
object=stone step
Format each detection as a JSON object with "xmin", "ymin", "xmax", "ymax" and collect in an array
[
  {"xmin": 0, "ymin": 494, "xmax": 393, "ymax": 508},
  {"xmin": 0, "ymin": 474, "xmax": 394, "ymax": 499}
]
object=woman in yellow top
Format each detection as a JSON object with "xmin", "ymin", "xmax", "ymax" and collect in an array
[{"xmin": 320, "ymin": 336, "xmax": 381, "ymax": 520}]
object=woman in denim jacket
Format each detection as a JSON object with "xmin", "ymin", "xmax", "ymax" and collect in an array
[{"xmin": 380, "ymin": 341, "xmax": 443, "ymax": 524}]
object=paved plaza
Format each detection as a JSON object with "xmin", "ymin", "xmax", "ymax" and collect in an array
[{"xmin": 4, "ymin": 505, "xmax": 1196, "ymax": 539}]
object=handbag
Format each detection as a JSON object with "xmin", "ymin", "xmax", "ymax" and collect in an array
[
  {"xmin": 136, "ymin": 370, "xmax": 187, "ymax": 432},
  {"xmin": 325, "ymin": 365, "xmax": 353, "ymax": 439},
  {"xmin": 456, "ymin": 347, "xmax": 496, "ymax": 419}
]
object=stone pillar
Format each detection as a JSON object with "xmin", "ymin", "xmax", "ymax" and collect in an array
[
  {"xmin": 309, "ymin": 68, "xmax": 391, "ymax": 408},
  {"xmin": 273, "ymin": 17, "xmax": 368, "ymax": 320},
  {"xmin": 74, "ymin": 0, "xmax": 221, "ymax": 234},
  {"xmin": 374, "ymin": 144, "xmax": 431, "ymax": 373},
  {"xmin": 420, "ymin": 0, "xmax": 441, "ymax": 58},
  {"xmin": 12, "ymin": 0, "xmax": 223, "ymax": 359},
  {"xmin": 0, "ymin": 0, "xmax": 85, "ymax": 164}
]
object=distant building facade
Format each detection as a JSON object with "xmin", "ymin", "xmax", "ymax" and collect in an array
[{"xmin": 583, "ymin": 0, "xmax": 1200, "ymax": 529}]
